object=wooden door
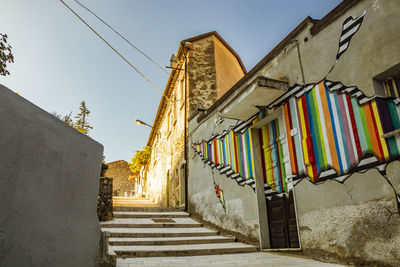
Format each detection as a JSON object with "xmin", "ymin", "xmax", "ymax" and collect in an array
[{"xmin": 266, "ymin": 191, "xmax": 299, "ymax": 248}]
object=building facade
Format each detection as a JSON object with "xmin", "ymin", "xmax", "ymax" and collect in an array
[
  {"xmin": 104, "ymin": 160, "xmax": 135, "ymax": 196},
  {"xmin": 189, "ymin": 0, "xmax": 400, "ymax": 266},
  {"xmin": 144, "ymin": 32, "xmax": 246, "ymax": 206}
]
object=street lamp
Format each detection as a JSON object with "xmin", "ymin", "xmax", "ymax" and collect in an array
[{"xmin": 134, "ymin": 119, "xmax": 153, "ymax": 128}]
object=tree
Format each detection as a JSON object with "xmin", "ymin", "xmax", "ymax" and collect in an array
[
  {"xmin": 130, "ymin": 146, "xmax": 151, "ymax": 173},
  {"xmin": 74, "ymin": 101, "xmax": 93, "ymax": 135},
  {"xmin": 0, "ymin": 33, "xmax": 14, "ymax": 76}
]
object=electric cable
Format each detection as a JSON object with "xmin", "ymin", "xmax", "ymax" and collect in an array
[
  {"xmin": 72, "ymin": 0, "xmax": 169, "ymax": 75},
  {"xmin": 59, "ymin": 0, "xmax": 164, "ymax": 96}
]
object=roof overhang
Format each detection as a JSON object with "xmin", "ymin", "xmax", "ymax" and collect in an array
[{"xmin": 220, "ymin": 76, "xmax": 288, "ymax": 120}]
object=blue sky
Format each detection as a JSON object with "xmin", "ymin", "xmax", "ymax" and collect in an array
[{"xmin": 2, "ymin": 0, "xmax": 341, "ymax": 163}]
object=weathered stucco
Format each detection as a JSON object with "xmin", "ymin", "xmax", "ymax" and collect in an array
[
  {"xmin": 299, "ymin": 198, "xmax": 400, "ymax": 266},
  {"xmin": 0, "ymin": 84, "xmax": 103, "ymax": 267},
  {"xmin": 214, "ymin": 36, "xmax": 246, "ymax": 99},
  {"xmin": 189, "ymin": 115, "xmax": 260, "ymax": 242},
  {"xmin": 188, "ymin": 0, "xmax": 400, "ymax": 265},
  {"xmin": 294, "ymin": 168, "xmax": 400, "ymax": 266}
]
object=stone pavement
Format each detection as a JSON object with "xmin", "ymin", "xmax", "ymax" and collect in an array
[{"xmin": 116, "ymin": 252, "xmax": 348, "ymax": 266}]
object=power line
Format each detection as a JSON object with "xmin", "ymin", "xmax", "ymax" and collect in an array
[
  {"xmin": 73, "ymin": 0, "xmax": 169, "ymax": 76},
  {"xmin": 59, "ymin": 0, "xmax": 164, "ymax": 96}
]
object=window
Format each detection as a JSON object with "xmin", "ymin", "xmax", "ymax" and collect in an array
[
  {"xmin": 373, "ymin": 63, "xmax": 400, "ymax": 98},
  {"xmin": 383, "ymin": 76, "xmax": 400, "ymax": 98}
]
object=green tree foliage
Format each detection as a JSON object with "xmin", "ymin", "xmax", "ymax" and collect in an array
[
  {"xmin": 74, "ymin": 101, "xmax": 93, "ymax": 135},
  {"xmin": 51, "ymin": 101, "xmax": 93, "ymax": 134},
  {"xmin": 0, "ymin": 33, "xmax": 14, "ymax": 76},
  {"xmin": 130, "ymin": 146, "xmax": 151, "ymax": 173}
]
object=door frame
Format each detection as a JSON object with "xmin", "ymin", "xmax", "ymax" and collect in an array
[{"xmin": 250, "ymin": 108, "xmax": 302, "ymax": 249}]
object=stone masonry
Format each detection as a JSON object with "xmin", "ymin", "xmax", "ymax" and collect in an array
[
  {"xmin": 105, "ymin": 160, "xmax": 135, "ymax": 196},
  {"xmin": 187, "ymin": 36, "xmax": 218, "ymax": 117}
]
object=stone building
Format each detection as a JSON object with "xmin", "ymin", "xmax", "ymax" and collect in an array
[
  {"xmin": 144, "ymin": 32, "xmax": 246, "ymax": 206},
  {"xmin": 188, "ymin": 0, "xmax": 400, "ymax": 266},
  {"xmin": 104, "ymin": 160, "xmax": 135, "ymax": 196}
]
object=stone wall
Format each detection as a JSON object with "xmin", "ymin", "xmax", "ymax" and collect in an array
[
  {"xmin": 97, "ymin": 177, "xmax": 113, "ymax": 222},
  {"xmin": 145, "ymin": 32, "xmax": 245, "ymax": 207},
  {"xmin": 0, "ymin": 84, "xmax": 103, "ymax": 267},
  {"xmin": 104, "ymin": 160, "xmax": 134, "ymax": 196},
  {"xmin": 187, "ymin": 36, "xmax": 218, "ymax": 117}
]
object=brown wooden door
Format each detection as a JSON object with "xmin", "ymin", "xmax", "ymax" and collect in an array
[{"xmin": 266, "ymin": 190, "xmax": 299, "ymax": 248}]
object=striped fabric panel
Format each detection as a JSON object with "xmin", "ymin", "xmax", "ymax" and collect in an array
[
  {"xmin": 192, "ymin": 76, "xmax": 400, "ymax": 197},
  {"xmin": 270, "ymin": 80, "xmax": 373, "ymax": 110},
  {"xmin": 281, "ymin": 83, "xmax": 400, "ymax": 180},
  {"xmin": 191, "ymin": 120, "xmax": 257, "ymax": 190}
]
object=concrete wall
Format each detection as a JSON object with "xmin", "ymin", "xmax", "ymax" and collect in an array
[
  {"xmin": 0, "ymin": 84, "xmax": 103, "ymax": 267},
  {"xmin": 295, "ymin": 168, "xmax": 400, "ymax": 266},
  {"xmin": 188, "ymin": 0, "xmax": 400, "ymax": 265},
  {"xmin": 188, "ymin": 115, "xmax": 260, "ymax": 243}
]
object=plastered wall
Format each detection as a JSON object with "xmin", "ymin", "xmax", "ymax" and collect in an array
[{"xmin": 0, "ymin": 84, "xmax": 103, "ymax": 267}]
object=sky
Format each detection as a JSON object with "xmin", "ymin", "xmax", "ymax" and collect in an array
[{"xmin": 2, "ymin": 0, "xmax": 342, "ymax": 163}]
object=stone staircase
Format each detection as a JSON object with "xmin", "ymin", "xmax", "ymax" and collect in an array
[{"xmin": 100, "ymin": 206, "xmax": 258, "ymax": 262}]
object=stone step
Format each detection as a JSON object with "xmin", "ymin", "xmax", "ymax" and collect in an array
[
  {"xmin": 113, "ymin": 206, "xmax": 185, "ymax": 212},
  {"xmin": 102, "ymin": 227, "xmax": 219, "ymax": 238},
  {"xmin": 113, "ymin": 211, "xmax": 190, "ymax": 218},
  {"xmin": 100, "ymin": 217, "xmax": 201, "ymax": 228},
  {"xmin": 101, "ymin": 223, "xmax": 201, "ymax": 228},
  {"xmin": 110, "ymin": 242, "xmax": 258, "ymax": 258},
  {"xmin": 108, "ymin": 236, "xmax": 235, "ymax": 246}
]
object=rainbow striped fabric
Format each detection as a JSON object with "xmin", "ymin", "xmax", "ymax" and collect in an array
[
  {"xmin": 281, "ymin": 81, "xmax": 400, "ymax": 182},
  {"xmin": 193, "ymin": 110, "xmax": 268, "ymax": 191},
  {"xmin": 193, "ymin": 80, "xmax": 400, "ymax": 196}
]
